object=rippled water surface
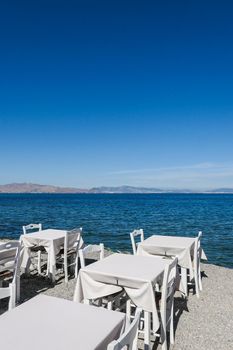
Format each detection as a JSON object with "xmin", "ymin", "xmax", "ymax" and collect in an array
[{"xmin": 0, "ymin": 193, "xmax": 232, "ymax": 268}]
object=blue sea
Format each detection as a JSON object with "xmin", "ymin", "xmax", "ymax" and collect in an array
[{"xmin": 0, "ymin": 193, "xmax": 232, "ymax": 268}]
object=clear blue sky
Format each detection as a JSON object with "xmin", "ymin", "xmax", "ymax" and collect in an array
[{"xmin": 0, "ymin": 1, "xmax": 233, "ymax": 189}]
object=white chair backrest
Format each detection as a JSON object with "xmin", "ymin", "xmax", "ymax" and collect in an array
[
  {"xmin": 160, "ymin": 257, "xmax": 178, "ymax": 328},
  {"xmin": 0, "ymin": 241, "xmax": 21, "ymax": 271},
  {"xmin": 107, "ymin": 308, "xmax": 142, "ymax": 350},
  {"xmin": 0, "ymin": 241, "xmax": 21, "ymax": 310},
  {"xmin": 64, "ymin": 228, "xmax": 83, "ymax": 252},
  {"xmin": 79, "ymin": 243, "xmax": 104, "ymax": 268},
  {"xmin": 130, "ymin": 229, "xmax": 144, "ymax": 255},
  {"xmin": 22, "ymin": 223, "xmax": 42, "ymax": 234}
]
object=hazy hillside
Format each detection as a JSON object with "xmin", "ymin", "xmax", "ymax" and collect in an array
[
  {"xmin": 0, "ymin": 183, "xmax": 87, "ymax": 193},
  {"xmin": 0, "ymin": 183, "xmax": 233, "ymax": 194}
]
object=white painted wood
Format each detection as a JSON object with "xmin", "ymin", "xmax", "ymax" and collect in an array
[
  {"xmin": 0, "ymin": 241, "xmax": 21, "ymax": 310},
  {"xmin": 181, "ymin": 267, "xmax": 188, "ymax": 296},
  {"xmin": 130, "ymin": 229, "xmax": 144, "ymax": 255},
  {"xmin": 22, "ymin": 223, "xmax": 43, "ymax": 275},
  {"xmin": 160, "ymin": 257, "xmax": 178, "ymax": 350},
  {"xmin": 107, "ymin": 308, "xmax": 141, "ymax": 350},
  {"xmin": 144, "ymin": 311, "xmax": 151, "ymax": 350},
  {"xmin": 22, "ymin": 223, "xmax": 42, "ymax": 235},
  {"xmin": 62, "ymin": 228, "xmax": 83, "ymax": 284},
  {"xmin": 193, "ymin": 231, "xmax": 202, "ymax": 298},
  {"xmin": 79, "ymin": 243, "xmax": 104, "ymax": 268}
]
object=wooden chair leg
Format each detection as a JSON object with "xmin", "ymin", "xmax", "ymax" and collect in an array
[
  {"xmin": 8, "ymin": 283, "xmax": 15, "ymax": 310},
  {"xmin": 16, "ymin": 274, "xmax": 20, "ymax": 302},
  {"xmin": 126, "ymin": 299, "xmax": 131, "ymax": 319},
  {"xmin": 75, "ymin": 253, "xmax": 79, "ymax": 278},
  {"xmin": 169, "ymin": 302, "xmax": 175, "ymax": 345},
  {"xmin": 144, "ymin": 311, "xmax": 151, "ymax": 350},
  {"xmin": 161, "ymin": 322, "xmax": 167, "ymax": 350},
  {"xmin": 37, "ymin": 250, "xmax": 42, "ymax": 275},
  {"xmin": 64, "ymin": 257, "xmax": 68, "ymax": 284},
  {"xmin": 194, "ymin": 269, "xmax": 200, "ymax": 298},
  {"xmin": 181, "ymin": 267, "xmax": 188, "ymax": 296},
  {"xmin": 198, "ymin": 266, "xmax": 203, "ymax": 291}
]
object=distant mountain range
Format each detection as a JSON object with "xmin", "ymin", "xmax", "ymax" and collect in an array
[{"xmin": 0, "ymin": 183, "xmax": 233, "ymax": 194}]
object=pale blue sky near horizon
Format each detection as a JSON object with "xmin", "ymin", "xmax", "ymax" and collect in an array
[{"xmin": 0, "ymin": 1, "xmax": 233, "ymax": 189}]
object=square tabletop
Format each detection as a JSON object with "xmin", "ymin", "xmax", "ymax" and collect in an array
[
  {"xmin": 137, "ymin": 235, "xmax": 207, "ymax": 271},
  {"xmin": 139, "ymin": 235, "xmax": 196, "ymax": 250},
  {"xmin": 79, "ymin": 253, "xmax": 168, "ymax": 284},
  {"xmin": 21, "ymin": 228, "xmax": 67, "ymax": 241},
  {"xmin": 0, "ymin": 295, "xmax": 125, "ymax": 350}
]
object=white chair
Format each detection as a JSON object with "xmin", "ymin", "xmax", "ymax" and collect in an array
[
  {"xmin": 183, "ymin": 231, "xmax": 203, "ymax": 298},
  {"xmin": 130, "ymin": 229, "xmax": 144, "ymax": 255},
  {"xmin": 22, "ymin": 223, "xmax": 42, "ymax": 235},
  {"xmin": 107, "ymin": 308, "xmax": 142, "ymax": 350},
  {"xmin": 79, "ymin": 243, "xmax": 107, "ymax": 305},
  {"xmin": 157, "ymin": 257, "xmax": 178, "ymax": 350},
  {"xmin": 0, "ymin": 241, "xmax": 21, "ymax": 310},
  {"xmin": 22, "ymin": 223, "xmax": 44, "ymax": 274},
  {"xmin": 126, "ymin": 258, "xmax": 178, "ymax": 350},
  {"xmin": 79, "ymin": 243, "xmax": 104, "ymax": 268},
  {"xmin": 56, "ymin": 228, "xmax": 83, "ymax": 284}
]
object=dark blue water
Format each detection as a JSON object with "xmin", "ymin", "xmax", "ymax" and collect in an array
[{"xmin": 0, "ymin": 193, "xmax": 232, "ymax": 268}]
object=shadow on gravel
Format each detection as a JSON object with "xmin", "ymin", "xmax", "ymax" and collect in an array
[
  {"xmin": 174, "ymin": 296, "xmax": 189, "ymax": 332},
  {"xmin": 201, "ymin": 271, "xmax": 208, "ymax": 279},
  {"xmin": 0, "ymin": 269, "xmax": 55, "ymax": 315},
  {"xmin": 20, "ymin": 273, "xmax": 54, "ymax": 304},
  {"xmin": 145, "ymin": 295, "xmax": 189, "ymax": 350}
]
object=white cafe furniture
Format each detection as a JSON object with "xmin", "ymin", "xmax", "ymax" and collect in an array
[
  {"xmin": 107, "ymin": 307, "xmax": 142, "ymax": 350},
  {"xmin": 126, "ymin": 258, "xmax": 178, "ymax": 350},
  {"xmin": 187, "ymin": 231, "xmax": 203, "ymax": 297},
  {"xmin": 137, "ymin": 233, "xmax": 207, "ymax": 296},
  {"xmin": 74, "ymin": 253, "xmax": 172, "ymax": 349},
  {"xmin": 79, "ymin": 243, "xmax": 105, "ymax": 268},
  {"xmin": 130, "ymin": 229, "xmax": 144, "ymax": 255},
  {"xmin": 21, "ymin": 228, "xmax": 83, "ymax": 282},
  {"xmin": 55, "ymin": 228, "xmax": 83, "ymax": 283},
  {"xmin": 0, "ymin": 295, "xmax": 126, "ymax": 350},
  {"xmin": 0, "ymin": 241, "xmax": 21, "ymax": 309},
  {"xmin": 22, "ymin": 223, "xmax": 44, "ymax": 274}
]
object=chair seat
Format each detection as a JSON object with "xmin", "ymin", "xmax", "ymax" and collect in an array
[
  {"xmin": 0, "ymin": 270, "xmax": 12, "ymax": 279},
  {"xmin": 58, "ymin": 247, "xmax": 77, "ymax": 256},
  {"xmin": 30, "ymin": 246, "xmax": 46, "ymax": 253}
]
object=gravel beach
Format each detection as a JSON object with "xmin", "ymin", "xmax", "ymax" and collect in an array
[{"xmin": 1, "ymin": 250, "xmax": 233, "ymax": 350}]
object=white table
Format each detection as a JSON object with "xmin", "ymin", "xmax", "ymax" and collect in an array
[
  {"xmin": 137, "ymin": 235, "xmax": 207, "ymax": 295},
  {"xmin": 0, "ymin": 295, "xmax": 125, "ymax": 350},
  {"xmin": 74, "ymin": 253, "xmax": 171, "ymax": 348},
  {"xmin": 21, "ymin": 229, "xmax": 83, "ymax": 281}
]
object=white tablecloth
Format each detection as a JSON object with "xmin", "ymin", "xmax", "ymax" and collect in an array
[
  {"xmin": 74, "ymin": 253, "xmax": 171, "ymax": 332},
  {"xmin": 20, "ymin": 229, "xmax": 83, "ymax": 279},
  {"xmin": 137, "ymin": 235, "xmax": 207, "ymax": 277},
  {"xmin": 0, "ymin": 295, "xmax": 125, "ymax": 350}
]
